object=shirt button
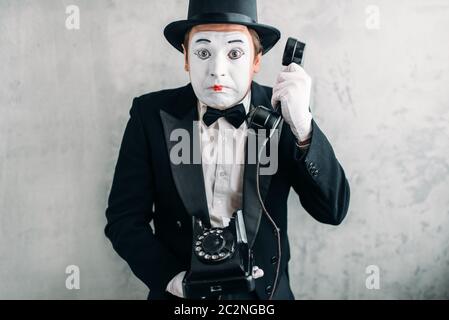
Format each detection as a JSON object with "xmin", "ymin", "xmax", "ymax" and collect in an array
[
  {"xmin": 265, "ymin": 285, "xmax": 272, "ymax": 295},
  {"xmin": 220, "ymin": 171, "xmax": 226, "ymax": 177},
  {"xmin": 176, "ymin": 221, "xmax": 182, "ymax": 228}
]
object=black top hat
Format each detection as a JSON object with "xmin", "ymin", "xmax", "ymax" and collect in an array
[{"xmin": 164, "ymin": 0, "xmax": 281, "ymax": 55}]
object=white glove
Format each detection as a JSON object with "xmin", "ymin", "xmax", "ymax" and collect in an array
[
  {"xmin": 166, "ymin": 267, "xmax": 264, "ymax": 298},
  {"xmin": 271, "ymin": 62, "xmax": 313, "ymax": 142}
]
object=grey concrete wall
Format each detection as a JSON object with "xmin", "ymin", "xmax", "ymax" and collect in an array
[{"xmin": 1, "ymin": 0, "xmax": 448, "ymax": 299}]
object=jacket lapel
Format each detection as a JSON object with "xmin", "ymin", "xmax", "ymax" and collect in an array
[
  {"xmin": 243, "ymin": 81, "xmax": 277, "ymax": 248},
  {"xmin": 160, "ymin": 83, "xmax": 212, "ymax": 227}
]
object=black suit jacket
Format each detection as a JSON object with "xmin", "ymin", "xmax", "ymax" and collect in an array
[{"xmin": 105, "ymin": 81, "xmax": 350, "ymax": 300}]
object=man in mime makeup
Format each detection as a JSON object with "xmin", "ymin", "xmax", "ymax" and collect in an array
[{"xmin": 105, "ymin": 0, "xmax": 350, "ymax": 300}]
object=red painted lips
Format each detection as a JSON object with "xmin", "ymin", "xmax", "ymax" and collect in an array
[{"xmin": 212, "ymin": 85, "xmax": 223, "ymax": 92}]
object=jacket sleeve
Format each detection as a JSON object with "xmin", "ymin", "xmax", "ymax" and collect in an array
[
  {"xmin": 104, "ymin": 97, "xmax": 184, "ymax": 295},
  {"xmin": 287, "ymin": 119, "xmax": 350, "ymax": 225}
]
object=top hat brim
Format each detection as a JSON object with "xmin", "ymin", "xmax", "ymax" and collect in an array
[{"xmin": 164, "ymin": 19, "xmax": 281, "ymax": 55}]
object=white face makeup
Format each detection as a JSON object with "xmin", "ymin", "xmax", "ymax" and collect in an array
[{"xmin": 188, "ymin": 31, "xmax": 253, "ymax": 110}]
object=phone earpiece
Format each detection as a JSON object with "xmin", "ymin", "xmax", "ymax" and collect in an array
[
  {"xmin": 246, "ymin": 105, "xmax": 282, "ymax": 131},
  {"xmin": 247, "ymin": 37, "xmax": 306, "ymax": 132},
  {"xmin": 282, "ymin": 37, "xmax": 306, "ymax": 68}
]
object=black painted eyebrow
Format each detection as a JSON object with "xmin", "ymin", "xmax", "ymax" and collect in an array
[{"xmin": 194, "ymin": 39, "xmax": 244, "ymax": 45}]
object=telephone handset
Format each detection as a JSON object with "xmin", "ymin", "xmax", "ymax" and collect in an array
[
  {"xmin": 246, "ymin": 37, "xmax": 306, "ymax": 132},
  {"xmin": 245, "ymin": 37, "xmax": 306, "ymax": 299}
]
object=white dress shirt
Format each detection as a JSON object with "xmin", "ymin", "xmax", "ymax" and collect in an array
[
  {"xmin": 166, "ymin": 91, "xmax": 251, "ymax": 297},
  {"xmin": 198, "ymin": 91, "xmax": 251, "ymax": 228}
]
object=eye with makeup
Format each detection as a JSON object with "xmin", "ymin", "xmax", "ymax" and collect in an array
[
  {"xmin": 194, "ymin": 48, "xmax": 211, "ymax": 60},
  {"xmin": 228, "ymin": 48, "xmax": 245, "ymax": 60}
]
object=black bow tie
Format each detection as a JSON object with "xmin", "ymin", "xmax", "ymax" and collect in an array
[{"xmin": 202, "ymin": 103, "xmax": 247, "ymax": 128}]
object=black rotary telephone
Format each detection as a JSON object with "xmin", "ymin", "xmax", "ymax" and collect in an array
[
  {"xmin": 246, "ymin": 37, "xmax": 306, "ymax": 132},
  {"xmin": 182, "ymin": 210, "xmax": 255, "ymax": 299}
]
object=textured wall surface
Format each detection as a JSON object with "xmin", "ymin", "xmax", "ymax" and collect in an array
[{"xmin": 1, "ymin": 0, "xmax": 448, "ymax": 299}]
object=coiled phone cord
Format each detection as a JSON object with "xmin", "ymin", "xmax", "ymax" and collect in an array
[{"xmin": 255, "ymin": 120, "xmax": 284, "ymax": 300}]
